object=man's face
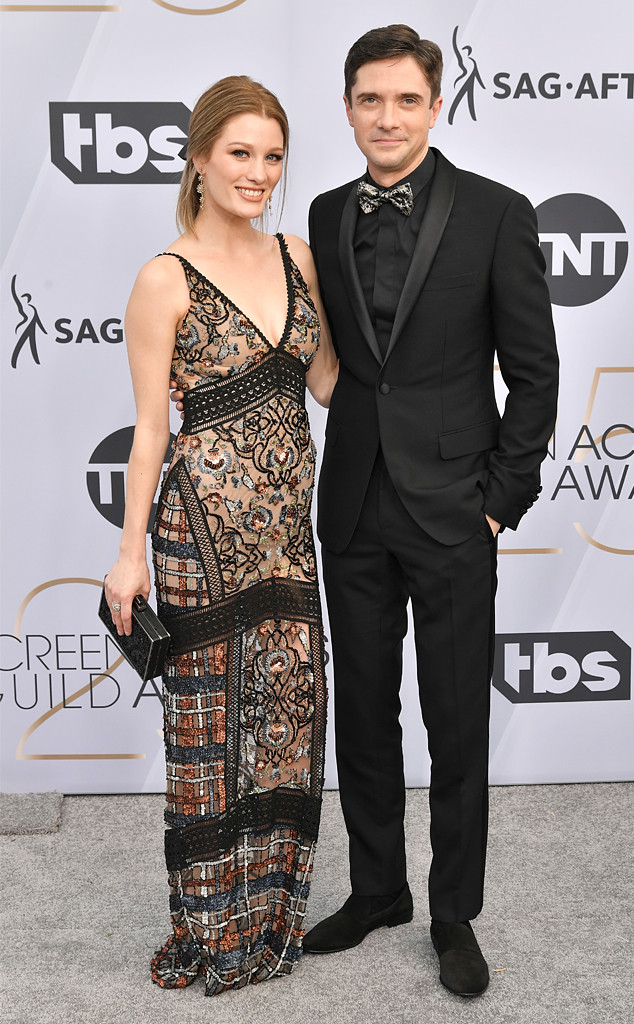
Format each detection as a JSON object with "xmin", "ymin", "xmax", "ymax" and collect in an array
[{"xmin": 344, "ymin": 55, "xmax": 442, "ymax": 186}]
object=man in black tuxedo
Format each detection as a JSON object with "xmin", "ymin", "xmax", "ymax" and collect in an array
[{"xmin": 303, "ymin": 25, "xmax": 558, "ymax": 996}]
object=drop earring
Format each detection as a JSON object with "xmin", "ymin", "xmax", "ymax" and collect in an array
[
  {"xmin": 197, "ymin": 172, "xmax": 205, "ymax": 209},
  {"xmin": 268, "ymin": 193, "xmax": 273, "ymax": 214}
]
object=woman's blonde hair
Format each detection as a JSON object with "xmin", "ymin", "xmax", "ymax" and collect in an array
[{"xmin": 177, "ymin": 75, "xmax": 289, "ymax": 235}]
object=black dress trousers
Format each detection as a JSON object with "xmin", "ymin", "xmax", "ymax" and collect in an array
[{"xmin": 322, "ymin": 452, "xmax": 498, "ymax": 923}]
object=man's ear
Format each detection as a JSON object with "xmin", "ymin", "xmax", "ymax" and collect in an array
[
  {"xmin": 343, "ymin": 93, "xmax": 354, "ymax": 127},
  {"xmin": 429, "ymin": 95, "xmax": 443, "ymax": 130}
]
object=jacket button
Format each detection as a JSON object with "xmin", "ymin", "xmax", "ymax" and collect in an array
[{"xmin": 379, "ymin": 382, "xmax": 391, "ymax": 395}]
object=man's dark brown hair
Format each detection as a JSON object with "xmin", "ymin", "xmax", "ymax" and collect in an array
[{"xmin": 344, "ymin": 24, "xmax": 443, "ymax": 104}]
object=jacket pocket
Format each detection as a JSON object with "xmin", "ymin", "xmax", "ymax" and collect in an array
[
  {"xmin": 424, "ymin": 271, "xmax": 480, "ymax": 291},
  {"xmin": 438, "ymin": 419, "xmax": 499, "ymax": 459}
]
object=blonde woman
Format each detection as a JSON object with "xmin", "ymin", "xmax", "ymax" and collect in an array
[{"xmin": 105, "ymin": 76, "xmax": 337, "ymax": 995}]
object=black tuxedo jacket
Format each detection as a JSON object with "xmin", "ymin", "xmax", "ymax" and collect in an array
[{"xmin": 309, "ymin": 148, "xmax": 559, "ymax": 551}]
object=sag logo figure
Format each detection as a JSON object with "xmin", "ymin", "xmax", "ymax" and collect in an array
[
  {"xmin": 10, "ymin": 275, "xmax": 47, "ymax": 368},
  {"xmin": 447, "ymin": 25, "xmax": 486, "ymax": 124}
]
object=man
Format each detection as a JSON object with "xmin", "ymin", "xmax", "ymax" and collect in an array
[{"xmin": 303, "ymin": 25, "xmax": 558, "ymax": 996}]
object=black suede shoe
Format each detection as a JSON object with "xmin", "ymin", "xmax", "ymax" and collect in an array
[
  {"xmin": 303, "ymin": 884, "xmax": 413, "ymax": 953},
  {"xmin": 430, "ymin": 919, "xmax": 489, "ymax": 996}
]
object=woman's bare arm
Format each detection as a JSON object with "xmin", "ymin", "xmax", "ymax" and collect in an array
[
  {"xmin": 284, "ymin": 234, "xmax": 339, "ymax": 408},
  {"xmin": 104, "ymin": 256, "xmax": 188, "ymax": 635}
]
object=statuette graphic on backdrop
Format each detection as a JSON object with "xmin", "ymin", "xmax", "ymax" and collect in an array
[
  {"xmin": 447, "ymin": 26, "xmax": 486, "ymax": 124},
  {"xmin": 10, "ymin": 275, "xmax": 46, "ymax": 368}
]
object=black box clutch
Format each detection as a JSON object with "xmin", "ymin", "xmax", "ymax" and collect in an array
[{"xmin": 98, "ymin": 586, "xmax": 170, "ymax": 681}]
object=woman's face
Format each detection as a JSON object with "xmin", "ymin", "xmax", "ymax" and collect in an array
[{"xmin": 197, "ymin": 113, "xmax": 285, "ymax": 220}]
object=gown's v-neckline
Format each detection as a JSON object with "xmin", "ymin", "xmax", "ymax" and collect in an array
[{"xmin": 168, "ymin": 233, "xmax": 294, "ymax": 351}]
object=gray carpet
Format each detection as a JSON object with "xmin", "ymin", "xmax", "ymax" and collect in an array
[
  {"xmin": 1, "ymin": 784, "xmax": 632, "ymax": 1024},
  {"xmin": 0, "ymin": 791, "xmax": 63, "ymax": 835}
]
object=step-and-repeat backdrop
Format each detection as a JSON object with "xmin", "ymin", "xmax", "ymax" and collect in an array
[{"xmin": 1, "ymin": 0, "xmax": 632, "ymax": 792}]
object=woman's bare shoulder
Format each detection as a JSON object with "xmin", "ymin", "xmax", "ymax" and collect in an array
[
  {"xmin": 282, "ymin": 233, "xmax": 315, "ymax": 281},
  {"xmin": 132, "ymin": 246, "xmax": 189, "ymax": 294}
]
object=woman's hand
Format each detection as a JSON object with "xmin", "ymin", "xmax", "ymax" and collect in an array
[
  {"xmin": 104, "ymin": 556, "xmax": 151, "ymax": 637},
  {"xmin": 169, "ymin": 379, "xmax": 185, "ymax": 418}
]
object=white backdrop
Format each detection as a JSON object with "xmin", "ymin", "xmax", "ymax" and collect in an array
[{"xmin": 1, "ymin": 0, "xmax": 632, "ymax": 793}]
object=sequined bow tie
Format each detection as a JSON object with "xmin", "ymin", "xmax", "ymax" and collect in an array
[{"xmin": 357, "ymin": 180, "xmax": 414, "ymax": 216}]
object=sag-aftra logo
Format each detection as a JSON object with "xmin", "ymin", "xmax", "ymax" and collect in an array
[
  {"xmin": 9, "ymin": 274, "xmax": 123, "ymax": 369},
  {"xmin": 448, "ymin": 25, "xmax": 633, "ymax": 124}
]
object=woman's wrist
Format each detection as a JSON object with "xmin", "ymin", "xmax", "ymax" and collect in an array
[{"xmin": 117, "ymin": 540, "xmax": 149, "ymax": 563}]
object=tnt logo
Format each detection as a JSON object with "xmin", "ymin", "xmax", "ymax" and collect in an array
[
  {"xmin": 87, "ymin": 427, "xmax": 175, "ymax": 530},
  {"xmin": 537, "ymin": 194, "xmax": 628, "ymax": 306},
  {"xmin": 49, "ymin": 103, "xmax": 190, "ymax": 183},
  {"xmin": 493, "ymin": 632, "xmax": 631, "ymax": 703}
]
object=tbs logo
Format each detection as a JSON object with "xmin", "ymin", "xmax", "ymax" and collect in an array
[
  {"xmin": 50, "ymin": 102, "xmax": 190, "ymax": 184},
  {"xmin": 493, "ymin": 632, "xmax": 631, "ymax": 703}
]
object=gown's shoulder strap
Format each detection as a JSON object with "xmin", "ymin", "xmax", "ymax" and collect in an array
[{"xmin": 155, "ymin": 251, "xmax": 206, "ymax": 295}]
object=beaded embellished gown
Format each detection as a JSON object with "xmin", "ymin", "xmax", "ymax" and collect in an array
[{"xmin": 150, "ymin": 234, "xmax": 326, "ymax": 995}]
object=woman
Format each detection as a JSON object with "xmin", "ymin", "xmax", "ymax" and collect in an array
[{"xmin": 105, "ymin": 75, "xmax": 337, "ymax": 995}]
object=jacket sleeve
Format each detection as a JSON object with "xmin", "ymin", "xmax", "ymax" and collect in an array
[
  {"xmin": 484, "ymin": 193, "xmax": 559, "ymax": 529},
  {"xmin": 308, "ymin": 194, "xmax": 340, "ymax": 357},
  {"xmin": 308, "ymin": 197, "xmax": 320, "ymax": 274}
]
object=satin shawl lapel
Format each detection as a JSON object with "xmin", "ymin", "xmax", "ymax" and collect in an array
[
  {"xmin": 337, "ymin": 182, "xmax": 383, "ymax": 366},
  {"xmin": 383, "ymin": 152, "xmax": 458, "ymax": 364}
]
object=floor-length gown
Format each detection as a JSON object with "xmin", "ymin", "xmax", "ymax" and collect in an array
[{"xmin": 150, "ymin": 234, "xmax": 326, "ymax": 995}]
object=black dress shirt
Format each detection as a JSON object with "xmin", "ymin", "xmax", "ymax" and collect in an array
[{"xmin": 354, "ymin": 148, "xmax": 436, "ymax": 359}]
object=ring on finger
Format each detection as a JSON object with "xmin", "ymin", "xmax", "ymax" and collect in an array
[{"xmin": 112, "ymin": 603, "xmax": 121, "ymax": 612}]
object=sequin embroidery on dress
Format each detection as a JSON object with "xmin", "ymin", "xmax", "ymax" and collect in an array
[{"xmin": 150, "ymin": 234, "xmax": 326, "ymax": 995}]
